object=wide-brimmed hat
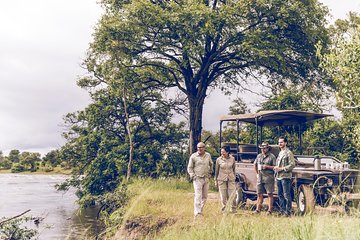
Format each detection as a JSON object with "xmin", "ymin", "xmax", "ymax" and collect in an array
[{"xmin": 259, "ymin": 142, "xmax": 270, "ymax": 149}]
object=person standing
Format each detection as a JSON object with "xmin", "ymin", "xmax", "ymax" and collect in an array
[
  {"xmin": 274, "ymin": 136, "xmax": 295, "ymax": 217},
  {"xmin": 215, "ymin": 146, "xmax": 236, "ymax": 213},
  {"xmin": 253, "ymin": 142, "xmax": 276, "ymax": 214},
  {"xmin": 187, "ymin": 142, "xmax": 213, "ymax": 217}
]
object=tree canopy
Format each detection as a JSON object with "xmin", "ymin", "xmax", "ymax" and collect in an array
[
  {"xmin": 83, "ymin": 0, "xmax": 330, "ymax": 153},
  {"xmin": 319, "ymin": 12, "xmax": 360, "ymax": 110},
  {"xmin": 317, "ymin": 12, "xmax": 360, "ymax": 163},
  {"xmin": 59, "ymin": 78, "xmax": 187, "ymax": 207}
]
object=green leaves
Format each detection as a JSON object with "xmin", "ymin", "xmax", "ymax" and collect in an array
[
  {"xmin": 317, "ymin": 12, "xmax": 360, "ymax": 162},
  {"xmin": 0, "ymin": 216, "xmax": 37, "ymax": 240}
]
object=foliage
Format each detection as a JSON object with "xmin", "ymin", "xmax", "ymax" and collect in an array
[
  {"xmin": 303, "ymin": 119, "xmax": 350, "ymax": 160},
  {"xmin": 259, "ymin": 86, "xmax": 328, "ymax": 113},
  {"xmin": 254, "ymin": 88, "xmax": 333, "ymax": 153},
  {"xmin": 43, "ymin": 164, "xmax": 54, "ymax": 172},
  {"xmin": 228, "ymin": 97, "xmax": 251, "ymax": 115},
  {"xmin": 0, "ymin": 216, "xmax": 37, "ymax": 240},
  {"xmin": 7, "ymin": 149, "xmax": 20, "ymax": 163},
  {"xmin": 19, "ymin": 152, "xmax": 41, "ymax": 172},
  {"xmin": 339, "ymin": 113, "xmax": 360, "ymax": 165},
  {"xmin": 59, "ymin": 69, "xmax": 187, "ymax": 216},
  {"xmin": 317, "ymin": 12, "xmax": 360, "ymax": 165},
  {"xmin": 0, "ymin": 159, "xmax": 12, "ymax": 170},
  {"xmin": 322, "ymin": 12, "xmax": 360, "ymax": 110},
  {"xmin": 156, "ymin": 149, "xmax": 188, "ymax": 177},
  {"xmin": 42, "ymin": 150, "xmax": 61, "ymax": 167},
  {"xmin": 93, "ymin": 183, "xmax": 129, "ymax": 234},
  {"xmin": 87, "ymin": 0, "xmax": 331, "ymax": 153},
  {"xmin": 11, "ymin": 163, "xmax": 26, "ymax": 173}
]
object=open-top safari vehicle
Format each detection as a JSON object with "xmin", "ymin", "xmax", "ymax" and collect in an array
[{"xmin": 219, "ymin": 110, "xmax": 360, "ymax": 215}]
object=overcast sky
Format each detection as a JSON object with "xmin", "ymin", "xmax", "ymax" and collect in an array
[{"xmin": 0, "ymin": 1, "xmax": 359, "ymax": 156}]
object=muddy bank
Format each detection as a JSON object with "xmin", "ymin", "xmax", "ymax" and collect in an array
[{"xmin": 115, "ymin": 215, "xmax": 176, "ymax": 240}]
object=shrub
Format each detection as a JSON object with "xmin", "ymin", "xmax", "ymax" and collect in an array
[
  {"xmin": 44, "ymin": 165, "xmax": 54, "ymax": 172},
  {"xmin": 0, "ymin": 216, "xmax": 37, "ymax": 239},
  {"xmin": 11, "ymin": 163, "xmax": 26, "ymax": 173},
  {"xmin": 0, "ymin": 159, "xmax": 12, "ymax": 169}
]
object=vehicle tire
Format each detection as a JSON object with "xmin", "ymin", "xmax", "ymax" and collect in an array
[
  {"xmin": 235, "ymin": 181, "xmax": 247, "ymax": 207},
  {"xmin": 297, "ymin": 184, "xmax": 315, "ymax": 215}
]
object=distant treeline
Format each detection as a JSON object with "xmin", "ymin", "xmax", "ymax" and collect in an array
[{"xmin": 0, "ymin": 149, "xmax": 67, "ymax": 173}]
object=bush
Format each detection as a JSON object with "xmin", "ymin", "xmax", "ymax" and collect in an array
[
  {"xmin": 60, "ymin": 162, "xmax": 70, "ymax": 169},
  {"xmin": 44, "ymin": 165, "xmax": 54, "ymax": 172},
  {"xmin": 0, "ymin": 159, "xmax": 12, "ymax": 169},
  {"xmin": 156, "ymin": 150, "xmax": 188, "ymax": 177},
  {"xmin": 11, "ymin": 163, "xmax": 26, "ymax": 173},
  {"xmin": 0, "ymin": 216, "xmax": 37, "ymax": 239}
]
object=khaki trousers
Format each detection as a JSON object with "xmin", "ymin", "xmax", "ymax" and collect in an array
[
  {"xmin": 193, "ymin": 177, "xmax": 209, "ymax": 215},
  {"xmin": 218, "ymin": 180, "xmax": 236, "ymax": 211}
]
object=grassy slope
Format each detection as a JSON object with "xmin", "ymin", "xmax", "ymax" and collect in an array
[{"xmin": 113, "ymin": 178, "xmax": 360, "ymax": 240}]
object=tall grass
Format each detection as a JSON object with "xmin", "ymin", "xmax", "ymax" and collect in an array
[{"xmin": 112, "ymin": 178, "xmax": 360, "ymax": 240}]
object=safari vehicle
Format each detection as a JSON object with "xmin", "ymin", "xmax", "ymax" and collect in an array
[{"xmin": 219, "ymin": 110, "xmax": 360, "ymax": 215}]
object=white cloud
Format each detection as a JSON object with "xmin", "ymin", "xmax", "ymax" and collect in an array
[{"xmin": 0, "ymin": 0, "xmax": 101, "ymax": 155}]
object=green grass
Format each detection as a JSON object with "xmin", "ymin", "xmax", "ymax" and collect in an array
[{"xmin": 112, "ymin": 178, "xmax": 360, "ymax": 240}]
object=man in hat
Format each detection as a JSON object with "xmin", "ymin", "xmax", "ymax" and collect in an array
[{"xmin": 253, "ymin": 142, "xmax": 276, "ymax": 214}]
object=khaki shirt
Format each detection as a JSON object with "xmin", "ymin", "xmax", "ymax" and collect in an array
[
  {"xmin": 187, "ymin": 152, "xmax": 213, "ymax": 179},
  {"xmin": 215, "ymin": 156, "xmax": 236, "ymax": 182},
  {"xmin": 254, "ymin": 152, "xmax": 276, "ymax": 184},
  {"xmin": 276, "ymin": 148, "xmax": 295, "ymax": 179}
]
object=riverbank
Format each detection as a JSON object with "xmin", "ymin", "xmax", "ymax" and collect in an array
[
  {"xmin": 110, "ymin": 178, "xmax": 360, "ymax": 240},
  {"xmin": 0, "ymin": 166, "xmax": 72, "ymax": 175}
]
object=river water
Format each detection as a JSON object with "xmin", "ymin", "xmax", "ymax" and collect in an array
[{"xmin": 0, "ymin": 174, "xmax": 100, "ymax": 239}]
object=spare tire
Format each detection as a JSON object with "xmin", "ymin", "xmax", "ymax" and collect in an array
[{"xmin": 297, "ymin": 184, "xmax": 315, "ymax": 215}]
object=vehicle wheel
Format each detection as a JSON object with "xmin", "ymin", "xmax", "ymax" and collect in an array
[
  {"xmin": 297, "ymin": 185, "xmax": 315, "ymax": 215},
  {"xmin": 235, "ymin": 181, "xmax": 247, "ymax": 207}
]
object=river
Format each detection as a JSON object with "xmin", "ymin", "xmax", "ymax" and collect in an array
[{"xmin": 0, "ymin": 174, "xmax": 100, "ymax": 239}]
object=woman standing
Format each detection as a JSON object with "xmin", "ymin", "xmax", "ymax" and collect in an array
[{"xmin": 215, "ymin": 146, "xmax": 237, "ymax": 213}]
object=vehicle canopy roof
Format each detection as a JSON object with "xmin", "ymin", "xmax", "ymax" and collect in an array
[{"xmin": 220, "ymin": 110, "xmax": 332, "ymax": 126}]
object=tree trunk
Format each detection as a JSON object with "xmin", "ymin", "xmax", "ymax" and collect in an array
[
  {"xmin": 188, "ymin": 96, "xmax": 205, "ymax": 154},
  {"xmin": 122, "ymin": 87, "xmax": 133, "ymax": 182}
]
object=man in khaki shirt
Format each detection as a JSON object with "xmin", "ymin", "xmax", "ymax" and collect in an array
[
  {"xmin": 253, "ymin": 142, "xmax": 276, "ymax": 214},
  {"xmin": 187, "ymin": 142, "xmax": 213, "ymax": 217}
]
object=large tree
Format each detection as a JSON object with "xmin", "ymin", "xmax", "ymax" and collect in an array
[
  {"xmin": 320, "ymin": 12, "xmax": 360, "ymax": 111},
  {"xmin": 318, "ymin": 12, "xmax": 360, "ymax": 163},
  {"xmin": 86, "ymin": 0, "xmax": 330, "ymax": 153}
]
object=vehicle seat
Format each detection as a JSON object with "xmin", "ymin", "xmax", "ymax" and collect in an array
[
  {"xmin": 221, "ymin": 142, "xmax": 238, "ymax": 154},
  {"xmin": 238, "ymin": 144, "xmax": 257, "ymax": 162},
  {"xmin": 238, "ymin": 144, "xmax": 257, "ymax": 153}
]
